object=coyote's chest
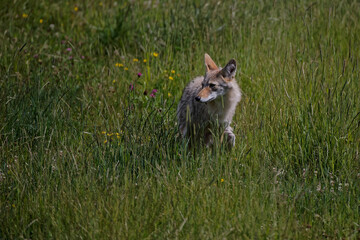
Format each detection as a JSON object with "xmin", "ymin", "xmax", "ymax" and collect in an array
[{"xmin": 207, "ymin": 98, "xmax": 228, "ymax": 123}]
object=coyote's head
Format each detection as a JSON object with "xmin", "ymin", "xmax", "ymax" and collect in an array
[{"xmin": 195, "ymin": 54, "xmax": 237, "ymax": 103}]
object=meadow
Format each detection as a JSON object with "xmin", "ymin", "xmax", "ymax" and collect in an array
[{"xmin": 1, "ymin": 0, "xmax": 360, "ymax": 239}]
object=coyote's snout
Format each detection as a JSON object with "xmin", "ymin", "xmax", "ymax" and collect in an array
[{"xmin": 177, "ymin": 54, "xmax": 241, "ymax": 148}]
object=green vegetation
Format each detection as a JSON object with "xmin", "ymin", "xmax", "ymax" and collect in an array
[{"xmin": 1, "ymin": 0, "xmax": 359, "ymax": 239}]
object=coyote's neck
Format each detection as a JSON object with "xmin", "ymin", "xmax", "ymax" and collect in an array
[{"xmin": 207, "ymin": 82, "xmax": 241, "ymax": 125}]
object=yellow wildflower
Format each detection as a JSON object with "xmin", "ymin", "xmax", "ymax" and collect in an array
[
  {"xmin": 113, "ymin": 80, "xmax": 116, "ymax": 83},
  {"xmin": 143, "ymin": 59, "xmax": 147, "ymax": 63},
  {"xmin": 74, "ymin": 6, "xmax": 79, "ymax": 11},
  {"xmin": 171, "ymin": 70, "xmax": 175, "ymax": 74},
  {"xmin": 169, "ymin": 76, "xmax": 174, "ymax": 80},
  {"xmin": 101, "ymin": 131, "xmax": 106, "ymax": 134},
  {"xmin": 153, "ymin": 52, "xmax": 159, "ymax": 57},
  {"xmin": 221, "ymin": 178, "xmax": 224, "ymax": 183},
  {"xmin": 133, "ymin": 58, "xmax": 139, "ymax": 62},
  {"xmin": 124, "ymin": 67, "xmax": 129, "ymax": 71},
  {"xmin": 168, "ymin": 92, "xmax": 172, "ymax": 97},
  {"xmin": 104, "ymin": 140, "xmax": 108, "ymax": 143},
  {"xmin": 22, "ymin": 13, "xmax": 28, "ymax": 18},
  {"xmin": 39, "ymin": 19, "xmax": 43, "ymax": 24}
]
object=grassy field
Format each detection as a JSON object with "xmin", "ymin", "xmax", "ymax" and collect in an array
[{"xmin": 1, "ymin": 0, "xmax": 360, "ymax": 239}]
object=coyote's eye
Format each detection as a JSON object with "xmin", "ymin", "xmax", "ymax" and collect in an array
[{"xmin": 209, "ymin": 83, "xmax": 216, "ymax": 88}]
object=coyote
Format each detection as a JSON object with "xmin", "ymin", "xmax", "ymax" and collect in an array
[{"xmin": 177, "ymin": 54, "xmax": 241, "ymax": 148}]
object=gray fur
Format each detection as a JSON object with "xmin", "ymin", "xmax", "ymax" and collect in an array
[{"xmin": 177, "ymin": 76, "xmax": 210, "ymax": 137}]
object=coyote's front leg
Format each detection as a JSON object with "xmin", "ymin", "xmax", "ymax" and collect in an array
[{"xmin": 223, "ymin": 126, "xmax": 235, "ymax": 148}]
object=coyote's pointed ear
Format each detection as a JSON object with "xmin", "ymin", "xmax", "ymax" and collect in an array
[
  {"xmin": 220, "ymin": 59, "xmax": 237, "ymax": 80},
  {"xmin": 204, "ymin": 53, "xmax": 218, "ymax": 72}
]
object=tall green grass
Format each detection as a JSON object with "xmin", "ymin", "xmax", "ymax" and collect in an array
[{"xmin": 1, "ymin": 0, "xmax": 359, "ymax": 239}]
